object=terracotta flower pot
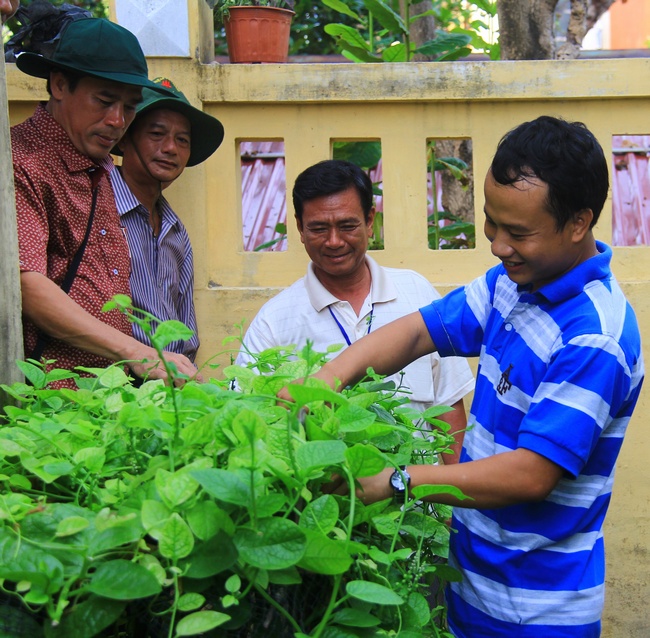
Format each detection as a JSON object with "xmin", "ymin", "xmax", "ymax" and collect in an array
[{"xmin": 224, "ymin": 6, "xmax": 295, "ymax": 64}]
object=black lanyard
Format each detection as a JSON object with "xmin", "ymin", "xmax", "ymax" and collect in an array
[{"xmin": 327, "ymin": 303, "xmax": 375, "ymax": 346}]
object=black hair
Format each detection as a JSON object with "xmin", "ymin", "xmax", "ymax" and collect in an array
[
  {"xmin": 490, "ymin": 115, "xmax": 609, "ymax": 230},
  {"xmin": 292, "ymin": 159, "xmax": 374, "ymax": 222},
  {"xmin": 45, "ymin": 68, "xmax": 82, "ymax": 95}
]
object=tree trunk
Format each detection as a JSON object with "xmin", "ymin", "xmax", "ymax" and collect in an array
[
  {"xmin": 0, "ymin": 56, "xmax": 25, "ymax": 405},
  {"xmin": 498, "ymin": 0, "xmax": 560, "ymax": 59},
  {"xmin": 408, "ymin": 0, "xmax": 438, "ymax": 61},
  {"xmin": 499, "ymin": 0, "xmax": 619, "ymax": 60},
  {"xmin": 439, "ymin": 139, "xmax": 475, "ymax": 225}
]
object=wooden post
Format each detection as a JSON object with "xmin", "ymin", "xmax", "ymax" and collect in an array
[{"xmin": 0, "ymin": 55, "xmax": 25, "ymax": 407}]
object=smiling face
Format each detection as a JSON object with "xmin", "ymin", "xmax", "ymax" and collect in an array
[
  {"xmin": 297, "ymin": 186, "xmax": 375, "ymax": 287},
  {"xmin": 48, "ymin": 72, "xmax": 142, "ymax": 161},
  {"xmin": 119, "ymin": 108, "xmax": 192, "ymax": 186},
  {"xmin": 483, "ymin": 169, "xmax": 595, "ymax": 291}
]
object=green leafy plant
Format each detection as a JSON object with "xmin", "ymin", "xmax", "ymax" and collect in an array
[
  {"xmin": 210, "ymin": 0, "xmax": 296, "ymax": 26},
  {"xmin": 0, "ymin": 300, "xmax": 465, "ymax": 637},
  {"xmin": 323, "ymin": 0, "xmax": 473, "ymax": 63}
]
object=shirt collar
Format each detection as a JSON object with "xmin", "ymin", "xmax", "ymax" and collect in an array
[
  {"xmin": 523, "ymin": 240, "xmax": 612, "ymax": 303},
  {"xmin": 110, "ymin": 166, "xmax": 175, "ymax": 225},
  {"xmin": 305, "ymin": 255, "xmax": 398, "ymax": 311}
]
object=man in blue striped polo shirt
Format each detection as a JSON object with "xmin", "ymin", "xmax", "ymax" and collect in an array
[
  {"xmin": 281, "ymin": 116, "xmax": 644, "ymax": 637},
  {"xmin": 111, "ymin": 77, "xmax": 224, "ymax": 364}
]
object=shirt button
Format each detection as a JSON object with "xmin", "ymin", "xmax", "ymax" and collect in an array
[
  {"xmin": 100, "ymin": 229, "xmax": 107, "ymax": 236},
  {"xmin": 112, "ymin": 269, "xmax": 119, "ymax": 275},
  {"xmin": 505, "ymin": 323, "xmax": 513, "ymax": 331}
]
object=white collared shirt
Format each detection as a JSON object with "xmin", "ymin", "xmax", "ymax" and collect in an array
[{"xmin": 237, "ymin": 256, "xmax": 474, "ymax": 411}]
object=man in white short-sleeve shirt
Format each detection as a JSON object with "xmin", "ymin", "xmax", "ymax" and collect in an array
[{"xmin": 237, "ymin": 159, "xmax": 474, "ymax": 462}]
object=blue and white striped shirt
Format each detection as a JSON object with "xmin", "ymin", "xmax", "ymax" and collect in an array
[
  {"xmin": 110, "ymin": 168, "xmax": 199, "ymax": 361},
  {"xmin": 421, "ymin": 241, "xmax": 644, "ymax": 638}
]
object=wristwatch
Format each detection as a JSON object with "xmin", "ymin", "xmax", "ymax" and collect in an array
[{"xmin": 390, "ymin": 465, "xmax": 411, "ymax": 499}]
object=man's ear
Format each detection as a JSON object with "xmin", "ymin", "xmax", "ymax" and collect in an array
[
  {"xmin": 572, "ymin": 208, "xmax": 594, "ymax": 242},
  {"xmin": 48, "ymin": 70, "xmax": 67, "ymax": 99},
  {"xmin": 366, "ymin": 206, "xmax": 376, "ymax": 233}
]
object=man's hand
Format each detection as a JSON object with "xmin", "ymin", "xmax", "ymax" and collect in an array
[
  {"xmin": 323, "ymin": 468, "xmax": 394, "ymax": 505},
  {"xmin": 126, "ymin": 346, "xmax": 202, "ymax": 386}
]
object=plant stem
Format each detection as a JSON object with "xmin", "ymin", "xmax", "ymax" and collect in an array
[
  {"xmin": 252, "ymin": 582, "xmax": 302, "ymax": 634},
  {"xmin": 430, "ymin": 143, "xmax": 440, "ymax": 249}
]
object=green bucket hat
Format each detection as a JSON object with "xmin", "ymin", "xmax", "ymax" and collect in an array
[
  {"xmin": 15, "ymin": 18, "xmax": 168, "ymax": 93},
  {"xmin": 114, "ymin": 77, "xmax": 225, "ymax": 167}
]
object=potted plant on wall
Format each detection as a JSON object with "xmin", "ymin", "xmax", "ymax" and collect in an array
[{"xmin": 212, "ymin": 0, "xmax": 296, "ymax": 63}]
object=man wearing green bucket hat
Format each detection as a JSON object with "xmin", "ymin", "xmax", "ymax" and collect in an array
[
  {"xmin": 11, "ymin": 17, "xmax": 199, "ymax": 387},
  {"xmin": 110, "ymin": 77, "xmax": 224, "ymax": 362}
]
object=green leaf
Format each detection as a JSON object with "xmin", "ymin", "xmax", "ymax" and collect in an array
[
  {"xmin": 232, "ymin": 408, "xmax": 267, "ymax": 444},
  {"xmin": 183, "ymin": 531, "xmax": 238, "ymax": 578},
  {"xmin": 363, "ymin": 0, "xmax": 407, "ymax": 34},
  {"xmin": 178, "ymin": 592, "xmax": 206, "ymax": 612},
  {"xmin": 175, "ymin": 610, "xmax": 231, "ymax": 636},
  {"xmin": 55, "ymin": 516, "xmax": 89, "ymax": 537},
  {"xmin": 346, "ymin": 580, "xmax": 404, "ymax": 605},
  {"xmin": 267, "ymin": 566, "xmax": 303, "ymax": 585},
  {"xmin": 0, "ymin": 603, "xmax": 43, "ymax": 637},
  {"xmin": 0, "ymin": 531, "xmax": 64, "ymax": 594},
  {"xmin": 300, "ymin": 494, "xmax": 339, "ymax": 534},
  {"xmin": 73, "ymin": 447, "xmax": 106, "ymax": 473},
  {"xmin": 416, "ymin": 31, "xmax": 471, "ymax": 57},
  {"xmin": 180, "ymin": 412, "xmax": 221, "ymax": 445},
  {"xmin": 336, "ymin": 404, "xmax": 376, "ymax": 432},
  {"xmin": 225, "ymin": 574, "xmax": 241, "ymax": 593},
  {"xmin": 381, "ymin": 42, "xmax": 408, "ymax": 62},
  {"xmin": 345, "ymin": 445, "xmax": 386, "ymax": 479},
  {"xmin": 152, "ymin": 320, "xmax": 195, "ymax": 349},
  {"xmin": 155, "ymin": 468, "xmax": 199, "ymax": 509},
  {"xmin": 285, "ymin": 384, "xmax": 349, "ymax": 407},
  {"xmin": 191, "ymin": 468, "xmax": 252, "ymax": 507},
  {"xmin": 15, "ymin": 360, "xmax": 46, "ymax": 389},
  {"xmin": 405, "ymin": 591, "xmax": 430, "ymax": 627},
  {"xmin": 43, "ymin": 596, "xmax": 126, "ymax": 638},
  {"xmin": 324, "ymin": 23, "xmax": 371, "ymax": 52},
  {"xmin": 331, "ymin": 607, "xmax": 381, "ymax": 627},
  {"xmin": 141, "ymin": 499, "xmax": 172, "ymax": 536},
  {"xmin": 41, "ymin": 460, "xmax": 74, "ymax": 478},
  {"xmin": 186, "ymin": 500, "xmax": 227, "ymax": 540},
  {"xmin": 297, "ymin": 529, "xmax": 352, "ymax": 575},
  {"xmin": 411, "ymin": 484, "xmax": 472, "ymax": 501},
  {"xmin": 332, "ymin": 141, "xmax": 382, "ymax": 170},
  {"xmin": 296, "ymin": 440, "xmax": 347, "ymax": 476},
  {"xmin": 97, "ymin": 366, "xmax": 130, "ymax": 389},
  {"xmin": 235, "ymin": 518, "xmax": 306, "ymax": 570},
  {"xmin": 158, "ymin": 513, "xmax": 195, "ymax": 559},
  {"xmin": 322, "ymin": 0, "xmax": 361, "ymax": 21},
  {"xmin": 87, "ymin": 559, "xmax": 161, "ymax": 600}
]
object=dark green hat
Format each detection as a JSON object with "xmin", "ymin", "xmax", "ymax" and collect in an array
[
  {"xmin": 116, "ymin": 77, "xmax": 225, "ymax": 167},
  {"xmin": 15, "ymin": 18, "xmax": 168, "ymax": 93}
]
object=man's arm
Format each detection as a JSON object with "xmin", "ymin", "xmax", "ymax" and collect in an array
[
  {"xmin": 21, "ymin": 271, "xmax": 199, "ymax": 382},
  {"xmin": 335, "ymin": 447, "xmax": 565, "ymax": 509},
  {"xmin": 438, "ymin": 398, "xmax": 466, "ymax": 465}
]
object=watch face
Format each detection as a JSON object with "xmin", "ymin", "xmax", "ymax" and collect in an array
[{"xmin": 391, "ymin": 472, "xmax": 406, "ymax": 491}]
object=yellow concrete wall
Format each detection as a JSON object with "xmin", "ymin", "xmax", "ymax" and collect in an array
[{"xmin": 6, "ymin": 56, "xmax": 650, "ymax": 637}]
